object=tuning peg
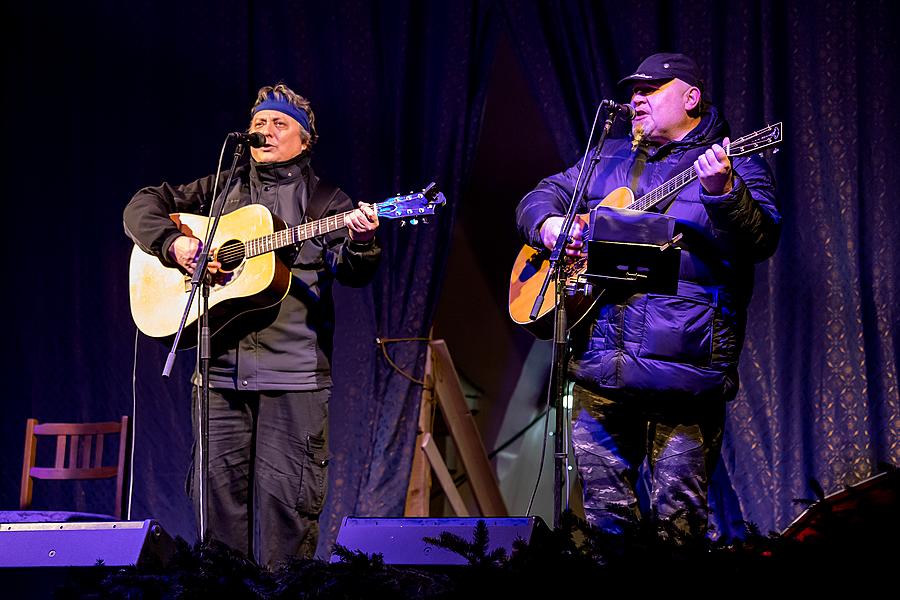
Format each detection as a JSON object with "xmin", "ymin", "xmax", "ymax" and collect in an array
[
  {"xmin": 399, "ymin": 220, "xmax": 407, "ymax": 227},
  {"xmin": 409, "ymin": 218, "xmax": 419, "ymax": 225},
  {"xmin": 421, "ymin": 217, "xmax": 428, "ymax": 224}
]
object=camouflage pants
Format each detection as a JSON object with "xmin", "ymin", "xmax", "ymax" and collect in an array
[{"xmin": 571, "ymin": 384, "xmax": 724, "ymax": 536}]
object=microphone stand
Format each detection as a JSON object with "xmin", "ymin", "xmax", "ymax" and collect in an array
[
  {"xmin": 528, "ymin": 101, "xmax": 624, "ymax": 528},
  {"xmin": 161, "ymin": 135, "xmax": 248, "ymax": 543}
]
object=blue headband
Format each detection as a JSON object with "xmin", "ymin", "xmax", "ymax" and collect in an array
[{"xmin": 251, "ymin": 98, "xmax": 311, "ymax": 133}]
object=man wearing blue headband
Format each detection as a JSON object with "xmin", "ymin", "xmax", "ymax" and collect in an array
[
  {"xmin": 124, "ymin": 83, "xmax": 381, "ymax": 566},
  {"xmin": 516, "ymin": 53, "xmax": 781, "ymax": 537}
]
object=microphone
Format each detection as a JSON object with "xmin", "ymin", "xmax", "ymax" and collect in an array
[
  {"xmin": 601, "ymin": 99, "xmax": 636, "ymax": 120},
  {"xmin": 229, "ymin": 132, "xmax": 267, "ymax": 147}
]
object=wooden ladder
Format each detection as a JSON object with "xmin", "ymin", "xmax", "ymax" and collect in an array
[{"xmin": 404, "ymin": 340, "xmax": 507, "ymax": 517}]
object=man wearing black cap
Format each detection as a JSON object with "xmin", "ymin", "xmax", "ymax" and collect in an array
[
  {"xmin": 516, "ymin": 53, "xmax": 781, "ymax": 536},
  {"xmin": 124, "ymin": 84, "xmax": 381, "ymax": 565}
]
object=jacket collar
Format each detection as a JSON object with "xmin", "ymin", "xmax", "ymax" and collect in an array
[
  {"xmin": 249, "ymin": 152, "xmax": 310, "ymax": 185},
  {"xmin": 639, "ymin": 106, "xmax": 731, "ymax": 159},
  {"xmin": 674, "ymin": 106, "xmax": 730, "ymax": 149}
]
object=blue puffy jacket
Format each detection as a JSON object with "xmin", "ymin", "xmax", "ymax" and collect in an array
[{"xmin": 516, "ymin": 108, "xmax": 781, "ymax": 401}]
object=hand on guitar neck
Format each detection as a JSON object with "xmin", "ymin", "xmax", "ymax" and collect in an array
[
  {"xmin": 168, "ymin": 202, "xmax": 379, "ymax": 276},
  {"xmin": 535, "ymin": 135, "xmax": 734, "ymax": 261},
  {"xmin": 130, "ymin": 186, "xmax": 446, "ymax": 345},
  {"xmin": 345, "ymin": 202, "xmax": 380, "ymax": 243},
  {"xmin": 539, "ymin": 215, "xmax": 588, "ymax": 257},
  {"xmin": 510, "ymin": 123, "xmax": 783, "ymax": 337},
  {"xmin": 695, "ymin": 136, "xmax": 734, "ymax": 195}
]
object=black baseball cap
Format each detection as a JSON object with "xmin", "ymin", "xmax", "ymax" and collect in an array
[{"xmin": 618, "ymin": 53, "xmax": 704, "ymax": 90}]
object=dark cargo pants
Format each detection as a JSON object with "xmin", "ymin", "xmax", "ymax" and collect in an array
[
  {"xmin": 189, "ymin": 387, "xmax": 330, "ymax": 567},
  {"xmin": 571, "ymin": 384, "xmax": 724, "ymax": 536}
]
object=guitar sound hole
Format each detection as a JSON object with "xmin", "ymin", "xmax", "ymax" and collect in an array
[{"xmin": 216, "ymin": 240, "xmax": 245, "ymax": 272}]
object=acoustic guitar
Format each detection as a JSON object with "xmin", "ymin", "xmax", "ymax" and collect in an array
[
  {"xmin": 508, "ymin": 123, "xmax": 783, "ymax": 339},
  {"xmin": 130, "ymin": 184, "xmax": 445, "ymax": 345}
]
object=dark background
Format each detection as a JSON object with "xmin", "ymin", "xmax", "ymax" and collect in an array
[{"xmin": 2, "ymin": 0, "xmax": 897, "ymax": 556}]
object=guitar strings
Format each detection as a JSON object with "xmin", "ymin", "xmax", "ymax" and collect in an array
[
  {"xmin": 630, "ymin": 165, "xmax": 696, "ymax": 211},
  {"xmin": 206, "ymin": 208, "xmax": 356, "ymax": 263},
  {"xmin": 204, "ymin": 192, "xmax": 433, "ymax": 263},
  {"xmin": 629, "ymin": 129, "xmax": 774, "ymax": 211}
]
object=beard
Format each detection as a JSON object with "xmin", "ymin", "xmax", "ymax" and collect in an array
[{"xmin": 631, "ymin": 122, "xmax": 645, "ymax": 151}]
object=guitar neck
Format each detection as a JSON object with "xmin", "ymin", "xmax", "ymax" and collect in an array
[
  {"xmin": 629, "ymin": 164, "xmax": 699, "ymax": 212},
  {"xmin": 239, "ymin": 185, "xmax": 446, "ymax": 258},
  {"xmin": 244, "ymin": 209, "xmax": 355, "ymax": 258},
  {"xmin": 628, "ymin": 125, "xmax": 782, "ymax": 212}
]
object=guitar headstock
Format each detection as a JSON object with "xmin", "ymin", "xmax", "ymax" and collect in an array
[
  {"xmin": 376, "ymin": 182, "xmax": 447, "ymax": 224},
  {"xmin": 726, "ymin": 122, "xmax": 783, "ymax": 157}
]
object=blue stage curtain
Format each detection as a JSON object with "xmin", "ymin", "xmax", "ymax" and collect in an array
[
  {"xmin": 501, "ymin": 0, "xmax": 900, "ymax": 537},
  {"xmin": 250, "ymin": 1, "xmax": 500, "ymax": 554},
  {"xmin": 2, "ymin": 0, "xmax": 897, "ymax": 556},
  {"xmin": 0, "ymin": 0, "xmax": 498, "ymax": 557}
]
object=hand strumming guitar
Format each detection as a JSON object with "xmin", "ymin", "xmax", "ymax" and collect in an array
[
  {"xmin": 168, "ymin": 235, "xmax": 222, "ymax": 275},
  {"xmin": 539, "ymin": 215, "xmax": 586, "ymax": 257}
]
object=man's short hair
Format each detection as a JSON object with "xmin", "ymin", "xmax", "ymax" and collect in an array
[{"xmin": 251, "ymin": 84, "xmax": 318, "ymax": 148}]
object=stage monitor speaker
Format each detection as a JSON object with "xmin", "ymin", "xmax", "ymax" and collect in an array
[
  {"xmin": 332, "ymin": 516, "xmax": 546, "ymax": 565},
  {"xmin": 0, "ymin": 519, "xmax": 175, "ymax": 568},
  {"xmin": 782, "ymin": 469, "xmax": 900, "ymax": 541}
]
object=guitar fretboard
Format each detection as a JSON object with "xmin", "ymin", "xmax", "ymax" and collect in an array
[
  {"xmin": 627, "ymin": 122, "xmax": 782, "ymax": 212},
  {"xmin": 244, "ymin": 209, "xmax": 358, "ymax": 258},
  {"xmin": 629, "ymin": 164, "xmax": 701, "ymax": 212}
]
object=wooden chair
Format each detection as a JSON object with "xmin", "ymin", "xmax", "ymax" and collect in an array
[{"xmin": 19, "ymin": 416, "xmax": 131, "ymax": 520}]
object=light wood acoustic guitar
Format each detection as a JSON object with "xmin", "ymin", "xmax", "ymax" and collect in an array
[
  {"xmin": 130, "ymin": 183, "xmax": 446, "ymax": 346},
  {"xmin": 509, "ymin": 123, "xmax": 783, "ymax": 339}
]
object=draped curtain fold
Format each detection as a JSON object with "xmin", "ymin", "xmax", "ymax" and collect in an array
[
  {"xmin": 0, "ymin": 0, "xmax": 498, "ymax": 558},
  {"xmin": 501, "ymin": 0, "xmax": 900, "ymax": 536},
  {"xmin": 249, "ymin": 0, "xmax": 499, "ymax": 552},
  {"xmin": 2, "ymin": 0, "xmax": 897, "ymax": 556}
]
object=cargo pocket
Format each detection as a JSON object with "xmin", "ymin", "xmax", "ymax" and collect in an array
[
  {"xmin": 638, "ymin": 294, "xmax": 713, "ymax": 367},
  {"xmin": 296, "ymin": 433, "xmax": 329, "ymax": 518}
]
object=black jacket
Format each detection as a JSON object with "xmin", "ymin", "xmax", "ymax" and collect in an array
[
  {"xmin": 516, "ymin": 109, "xmax": 781, "ymax": 401},
  {"xmin": 124, "ymin": 153, "xmax": 381, "ymax": 391}
]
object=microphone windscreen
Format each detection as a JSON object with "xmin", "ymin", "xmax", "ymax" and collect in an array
[{"xmin": 248, "ymin": 132, "xmax": 267, "ymax": 148}]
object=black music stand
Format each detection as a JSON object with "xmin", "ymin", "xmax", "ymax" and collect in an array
[{"xmin": 580, "ymin": 206, "xmax": 681, "ymax": 296}]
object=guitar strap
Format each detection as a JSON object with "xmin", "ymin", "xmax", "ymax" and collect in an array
[
  {"xmin": 303, "ymin": 178, "xmax": 340, "ymax": 222},
  {"xmin": 283, "ymin": 177, "xmax": 340, "ymax": 265},
  {"xmin": 628, "ymin": 147, "xmax": 649, "ymax": 197}
]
